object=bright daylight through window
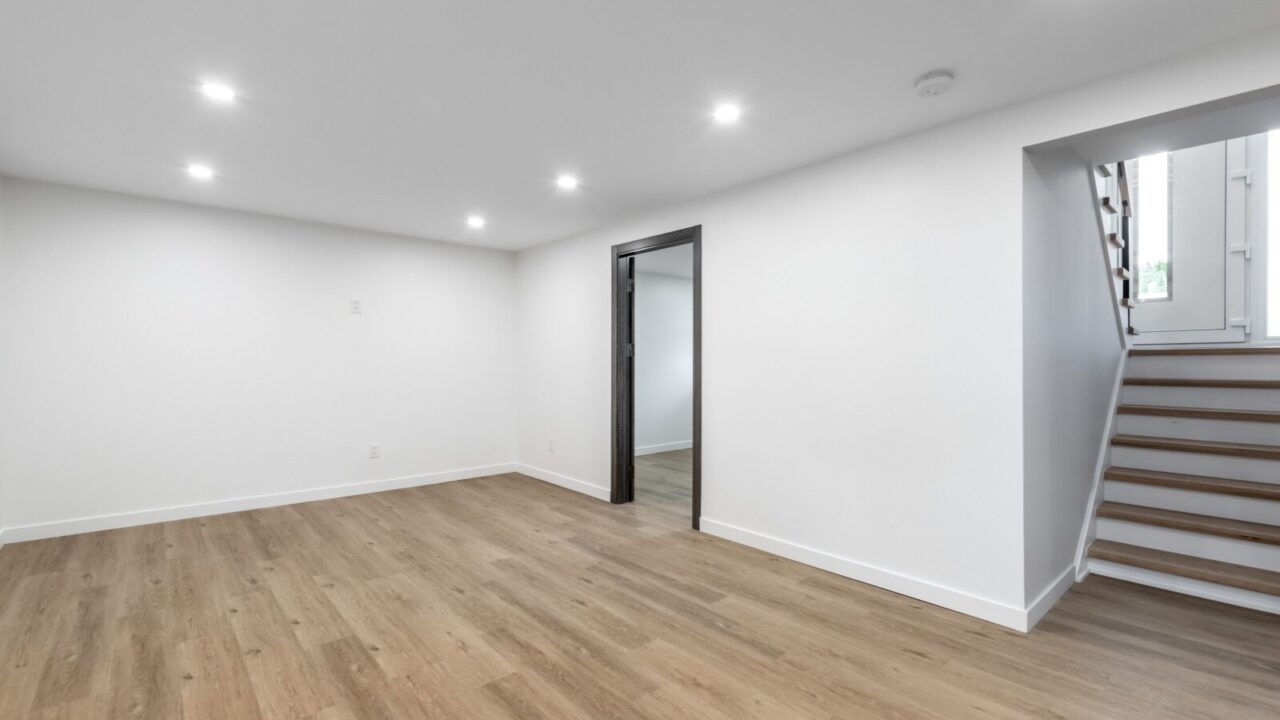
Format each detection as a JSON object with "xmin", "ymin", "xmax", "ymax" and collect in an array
[{"xmin": 1135, "ymin": 152, "xmax": 1171, "ymax": 301}]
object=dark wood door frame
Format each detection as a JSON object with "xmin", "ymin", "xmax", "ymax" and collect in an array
[{"xmin": 611, "ymin": 225, "xmax": 702, "ymax": 529}]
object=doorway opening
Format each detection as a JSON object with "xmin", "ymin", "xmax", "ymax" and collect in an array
[{"xmin": 611, "ymin": 226, "xmax": 701, "ymax": 529}]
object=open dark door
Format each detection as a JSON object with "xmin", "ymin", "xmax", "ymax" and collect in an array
[
  {"xmin": 611, "ymin": 225, "xmax": 701, "ymax": 528},
  {"xmin": 612, "ymin": 254, "xmax": 637, "ymax": 503}
]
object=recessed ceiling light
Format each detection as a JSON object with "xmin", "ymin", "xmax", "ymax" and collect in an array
[
  {"xmin": 466, "ymin": 215, "xmax": 486, "ymax": 229},
  {"xmin": 712, "ymin": 102, "xmax": 742, "ymax": 125},
  {"xmin": 200, "ymin": 81, "xmax": 237, "ymax": 103},
  {"xmin": 555, "ymin": 174, "xmax": 580, "ymax": 191},
  {"xmin": 186, "ymin": 164, "xmax": 215, "ymax": 180}
]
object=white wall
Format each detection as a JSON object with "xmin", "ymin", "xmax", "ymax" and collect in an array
[
  {"xmin": 517, "ymin": 110, "xmax": 1030, "ymax": 626},
  {"xmin": 634, "ymin": 271, "xmax": 693, "ymax": 454},
  {"xmin": 0, "ymin": 176, "xmax": 6, "ymax": 540},
  {"xmin": 515, "ymin": 28, "xmax": 1280, "ymax": 630},
  {"xmin": 1021, "ymin": 148, "xmax": 1126, "ymax": 621},
  {"xmin": 0, "ymin": 179, "xmax": 517, "ymax": 541}
]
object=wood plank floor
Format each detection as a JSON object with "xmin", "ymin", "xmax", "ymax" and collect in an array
[
  {"xmin": 634, "ymin": 447, "xmax": 693, "ymax": 525},
  {"xmin": 0, "ymin": 453, "xmax": 1277, "ymax": 718}
]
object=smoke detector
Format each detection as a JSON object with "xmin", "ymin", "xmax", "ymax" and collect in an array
[{"xmin": 914, "ymin": 70, "xmax": 955, "ymax": 98}]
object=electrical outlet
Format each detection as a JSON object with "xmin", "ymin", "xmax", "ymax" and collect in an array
[
  {"xmin": 547, "ymin": 437, "xmax": 555, "ymax": 453},
  {"xmin": 350, "ymin": 299, "xmax": 363, "ymax": 314},
  {"xmin": 369, "ymin": 443, "xmax": 380, "ymax": 459}
]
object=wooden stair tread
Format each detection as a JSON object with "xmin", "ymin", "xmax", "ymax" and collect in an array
[
  {"xmin": 1112, "ymin": 434, "xmax": 1280, "ymax": 460},
  {"xmin": 1104, "ymin": 467, "xmax": 1280, "ymax": 501},
  {"xmin": 1097, "ymin": 502, "xmax": 1280, "ymax": 545},
  {"xmin": 1089, "ymin": 540, "xmax": 1280, "ymax": 596},
  {"xmin": 1123, "ymin": 378, "xmax": 1280, "ymax": 389},
  {"xmin": 1116, "ymin": 404, "xmax": 1280, "ymax": 423},
  {"xmin": 1130, "ymin": 346, "xmax": 1280, "ymax": 356}
]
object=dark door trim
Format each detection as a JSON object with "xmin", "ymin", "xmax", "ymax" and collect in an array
[{"xmin": 611, "ymin": 225, "xmax": 702, "ymax": 529}]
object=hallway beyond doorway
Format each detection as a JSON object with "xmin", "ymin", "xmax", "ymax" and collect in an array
[{"xmin": 634, "ymin": 448, "xmax": 693, "ymax": 529}]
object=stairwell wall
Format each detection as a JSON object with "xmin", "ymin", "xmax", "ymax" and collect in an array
[
  {"xmin": 1021, "ymin": 147, "xmax": 1126, "ymax": 622},
  {"xmin": 0, "ymin": 176, "xmax": 6, "ymax": 546}
]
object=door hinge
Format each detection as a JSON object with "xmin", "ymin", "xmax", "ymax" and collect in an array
[
  {"xmin": 625, "ymin": 343, "xmax": 634, "ymax": 357},
  {"xmin": 627, "ymin": 278, "xmax": 634, "ymax": 292},
  {"xmin": 1229, "ymin": 316, "xmax": 1253, "ymax": 335},
  {"xmin": 1229, "ymin": 243, "xmax": 1252, "ymax": 260},
  {"xmin": 1230, "ymin": 168, "xmax": 1253, "ymax": 185}
]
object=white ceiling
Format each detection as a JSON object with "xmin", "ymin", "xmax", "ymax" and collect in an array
[
  {"xmin": 3, "ymin": 1, "xmax": 1280, "ymax": 251},
  {"xmin": 635, "ymin": 244, "xmax": 693, "ymax": 279}
]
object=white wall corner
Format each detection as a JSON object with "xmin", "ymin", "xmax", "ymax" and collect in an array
[
  {"xmin": 700, "ymin": 517, "xmax": 1038, "ymax": 632},
  {"xmin": 515, "ymin": 463, "xmax": 611, "ymax": 501},
  {"xmin": 1025, "ymin": 564, "xmax": 1077, "ymax": 630},
  {"xmin": 0, "ymin": 463, "xmax": 518, "ymax": 545}
]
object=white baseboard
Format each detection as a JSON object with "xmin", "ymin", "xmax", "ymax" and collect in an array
[
  {"xmin": 1025, "ymin": 565, "xmax": 1076, "ymax": 630},
  {"xmin": 514, "ymin": 463, "xmax": 611, "ymax": 501},
  {"xmin": 0, "ymin": 463, "xmax": 518, "ymax": 545},
  {"xmin": 635, "ymin": 440, "xmax": 693, "ymax": 456},
  {"xmin": 700, "ymin": 517, "xmax": 1041, "ymax": 632}
]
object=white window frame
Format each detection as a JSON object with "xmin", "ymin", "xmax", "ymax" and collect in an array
[{"xmin": 1249, "ymin": 131, "xmax": 1274, "ymax": 340}]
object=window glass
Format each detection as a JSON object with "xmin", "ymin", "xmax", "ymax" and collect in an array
[{"xmin": 1135, "ymin": 153, "xmax": 1171, "ymax": 301}]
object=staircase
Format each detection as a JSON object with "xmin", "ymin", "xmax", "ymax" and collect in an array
[{"xmin": 1085, "ymin": 346, "xmax": 1280, "ymax": 613}]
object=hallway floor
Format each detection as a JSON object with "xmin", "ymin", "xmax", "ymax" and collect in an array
[{"xmin": 634, "ymin": 448, "xmax": 693, "ymax": 527}]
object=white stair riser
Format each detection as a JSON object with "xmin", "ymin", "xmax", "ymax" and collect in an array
[
  {"xmin": 1104, "ymin": 481, "xmax": 1280, "ymax": 525},
  {"xmin": 1115, "ymin": 414, "xmax": 1280, "ymax": 445},
  {"xmin": 1087, "ymin": 559, "xmax": 1280, "ymax": 615},
  {"xmin": 1096, "ymin": 518, "xmax": 1280, "ymax": 571},
  {"xmin": 1120, "ymin": 385, "xmax": 1280, "ymax": 411},
  {"xmin": 1127, "ymin": 355, "xmax": 1280, "ymax": 381},
  {"xmin": 1111, "ymin": 445, "xmax": 1280, "ymax": 484}
]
